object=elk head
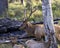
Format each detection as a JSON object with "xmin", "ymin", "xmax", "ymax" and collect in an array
[
  {"xmin": 20, "ymin": 6, "xmax": 38, "ymax": 26},
  {"xmin": 19, "ymin": 6, "xmax": 38, "ymax": 36}
]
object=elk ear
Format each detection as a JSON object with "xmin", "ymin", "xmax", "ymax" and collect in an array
[{"xmin": 27, "ymin": 22, "xmax": 30, "ymax": 26}]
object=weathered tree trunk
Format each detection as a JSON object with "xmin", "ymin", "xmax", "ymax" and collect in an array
[
  {"xmin": 0, "ymin": 0, "xmax": 8, "ymax": 17},
  {"xmin": 9, "ymin": 0, "xmax": 14, "ymax": 3},
  {"xmin": 41, "ymin": 0, "xmax": 58, "ymax": 48},
  {"xmin": 20, "ymin": 0, "xmax": 23, "ymax": 4}
]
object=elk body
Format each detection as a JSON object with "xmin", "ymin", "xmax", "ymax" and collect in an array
[{"xmin": 19, "ymin": 21, "xmax": 60, "ymax": 41}]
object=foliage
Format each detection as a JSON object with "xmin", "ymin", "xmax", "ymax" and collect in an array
[{"xmin": 8, "ymin": 0, "xmax": 60, "ymax": 22}]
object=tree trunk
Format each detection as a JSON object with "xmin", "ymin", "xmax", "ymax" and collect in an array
[
  {"xmin": 0, "ymin": 0, "xmax": 8, "ymax": 17},
  {"xmin": 9, "ymin": 0, "xmax": 14, "ymax": 3},
  {"xmin": 41, "ymin": 0, "xmax": 58, "ymax": 48}
]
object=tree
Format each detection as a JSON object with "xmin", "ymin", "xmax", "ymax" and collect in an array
[
  {"xmin": 21, "ymin": 0, "xmax": 23, "ymax": 4},
  {"xmin": 0, "ymin": 0, "xmax": 8, "ymax": 17},
  {"xmin": 9, "ymin": 0, "xmax": 14, "ymax": 3},
  {"xmin": 41, "ymin": 0, "xmax": 58, "ymax": 48}
]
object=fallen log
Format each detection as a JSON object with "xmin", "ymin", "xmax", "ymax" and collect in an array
[
  {"xmin": 32, "ymin": 18, "xmax": 60, "ymax": 24},
  {"xmin": 0, "ymin": 18, "xmax": 22, "ymax": 33}
]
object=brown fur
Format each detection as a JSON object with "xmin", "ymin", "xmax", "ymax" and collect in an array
[{"xmin": 19, "ymin": 21, "xmax": 60, "ymax": 41}]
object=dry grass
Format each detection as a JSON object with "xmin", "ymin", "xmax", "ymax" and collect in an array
[{"xmin": 58, "ymin": 44, "xmax": 60, "ymax": 48}]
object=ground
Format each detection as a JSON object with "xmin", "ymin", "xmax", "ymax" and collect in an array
[{"xmin": 0, "ymin": 43, "xmax": 60, "ymax": 48}]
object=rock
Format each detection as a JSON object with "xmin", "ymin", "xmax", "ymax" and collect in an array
[
  {"xmin": 13, "ymin": 44, "xmax": 25, "ymax": 48},
  {"xmin": 25, "ymin": 40, "xmax": 50, "ymax": 48}
]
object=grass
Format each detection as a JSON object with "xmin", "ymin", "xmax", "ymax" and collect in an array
[
  {"xmin": 58, "ymin": 45, "xmax": 60, "ymax": 48},
  {"xmin": 0, "ymin": 44, "xmax": 12, "ymax": 48}
]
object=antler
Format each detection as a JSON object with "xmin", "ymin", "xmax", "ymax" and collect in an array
[{"xmin": 24, "ymin": 6, "xmax": 38, "ymax": 21}]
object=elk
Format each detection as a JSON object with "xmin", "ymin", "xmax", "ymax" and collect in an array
[
  {"xmin": 19, "ymin": 7, "xmax": 60, "ymax": 41},
  {"xmin": 19, "ymin": 19, "xmax": 60, "ymax": 41}
]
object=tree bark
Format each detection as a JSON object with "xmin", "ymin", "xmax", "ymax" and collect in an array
[
  {"xmin": 9, "ymin": 0, "xmax": 14, "ymax": 3},
  {"xmin": 0, "ymin": 0, "xmax": 8, "ymax": 17},
  {"xmin": 41, "ymin": 0, "xmax": 58, "ymax": 48}
]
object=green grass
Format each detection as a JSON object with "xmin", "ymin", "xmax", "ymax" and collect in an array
[{"xmin": 0, "ymin": 44, "xmax": 12, "ymax": 48}]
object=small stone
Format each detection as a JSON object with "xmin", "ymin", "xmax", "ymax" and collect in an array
[
  {"xmin": 13, "ymin": 44, "xmax": 25, "ymax": 48},
  {"xmin": 25, "ymin": 40, "xmax": 48, "ymax": 48}
]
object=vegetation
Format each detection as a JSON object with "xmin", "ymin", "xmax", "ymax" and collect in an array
[
  {"xmin": 0, "ymin": 0, "xmax": 60, "ymax": 48},
  {"xmin": 7, "ymin": 0, "xmax": 60, "ymax": 22}
]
